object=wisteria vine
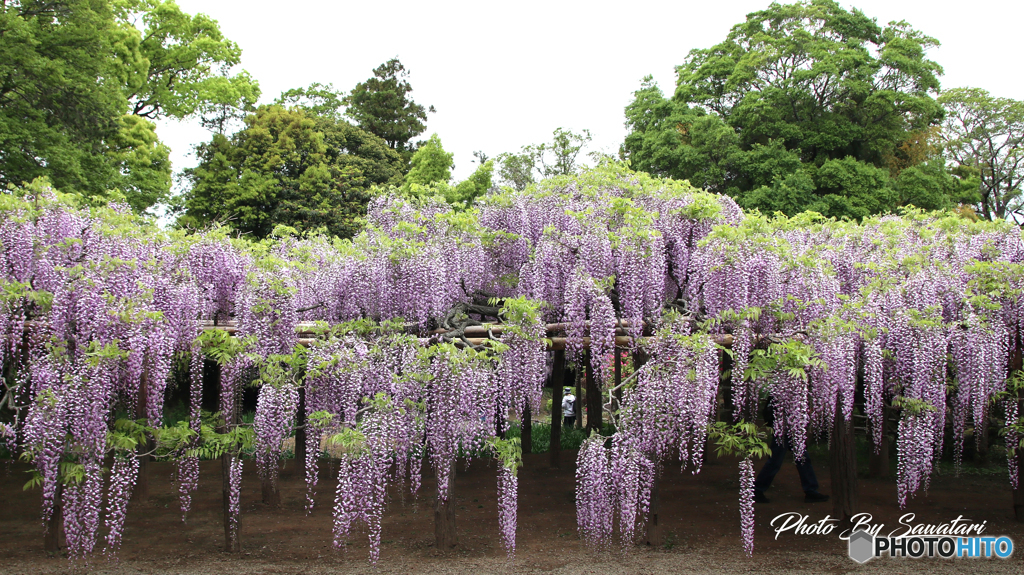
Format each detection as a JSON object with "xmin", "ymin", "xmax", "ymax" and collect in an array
[{"xmin": 2, "ymin": 164, "xmax": 1024, "ymax": 563}]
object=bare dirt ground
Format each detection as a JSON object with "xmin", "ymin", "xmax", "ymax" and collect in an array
[{"xmin": 1, "ymin": 450, "xmax": 1022, "ymax": 575}]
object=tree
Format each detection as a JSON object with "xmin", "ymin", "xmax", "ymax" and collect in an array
[
  {"xmin": 107, "ymin": 114, "xmax": 172, "ymax": 212},
  {"xmin": 179, "ymin": 105, "xmax": 404, "ymax": 238},
  {"xmin": 1, "ymin": 0, "xmax": 132, "ymax": 200},
  {"xmin": 939, "ymin": 88, "xmax": 1024, "ymax": 222},
  {"xmin": 448, "ymin": 159, "xmax": 494, "ymax": 206},
  {"xmin": 0, "ymin": 0, "xmax": 259, "ymax": 213},
  {"xmin": 398, "ymin": 146, "xmax": 493, "ymax": 207},
  {"xmin": 533, "ymin": 128, "xmax": 592, "ymax": 178},
  {"xmin": 497, "ymin": 128, "xmax": 592, "ymax": 191},
  {"xmin": 274, "ymin": 82, "xmax": 345, "ymax": 121},
  {"xmin": 404, "ymin": 134, "xmax": 453, "ymax": 192},
  {"xmin": 344, "ymin": 58, "xmax": 434, "ymax": 155},
  {"xmin": 118, "ymin": 0, "xmax": 259, "ymax": 124},
  {"xmin": 496, "ymin": 151, "xmax": 536, "ymax": 192},
  {"xmin": 622, "ymin": 0, "xmax": 956, "ymax": 219}
]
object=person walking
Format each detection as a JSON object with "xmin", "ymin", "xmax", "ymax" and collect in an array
[
  {"xmin": 561, "ymin": 387, "xmax": 576, "ymax": 429},
  {"xmin": 754, "ymin": 399, "xmax": 829, "ymax": 503}
]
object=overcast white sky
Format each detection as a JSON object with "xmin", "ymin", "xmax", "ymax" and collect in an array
[{"xmin": 157, "ymin": 0, "xmax": 1024, "ymax": 190}]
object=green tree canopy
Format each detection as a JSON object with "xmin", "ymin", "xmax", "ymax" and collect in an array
[
  {"xmin": 107, "ymin": 114, "xmax": 172, "ymax": 212},
  {"xmin": 939, "ymin": 87, "xmax": 1024, "ymax": 222},
  {"xmin": 118, "ymin": 0, "xmax": 259, "ymax": 123},
  {"xmin": 497, "ymin": 127, "xmax": 592, "ymax": 191},
  {"xmin": 1, "ymin": 0, "xmax": 132, "ymax": 200},
  {"xmin": 396, "ymin": 148, "xmax": 493, "ymax": 208},
  {"xmin": 622, "ymin": 0, "xmax": 959, "ymax": 219},
  {"xmin": 343, "ymin": 58, "xmax": 433, "ymax": 155},
  {"xmin": 404, "ymin": 133, "xmax": 453, "ymax": 192},
  {"xmin": 448, "ymin": 158, "xmax": 494, "ymax": 206},
  {"xmin": 178, "ymin": 105, "xmax": 404, "ymax": 239},
  {"xmin": 274, "ymin": 82, "xmax": 345, "ymax": 121},
  {"xmin": 0, "ymin": 0, "xmax": 257, "ymax": 213},
  {"xmin": 496, "ymin": 151, "xmax": 535, "ymax": 192}
]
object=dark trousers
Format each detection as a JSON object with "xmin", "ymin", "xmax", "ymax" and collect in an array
[
  {"xmin": 563, "ymin": 416, "xmax": 575, "ymax": 428},
  {"xmin": 754, "ymin": 434, "xmax": 819, "ymax": 493}
]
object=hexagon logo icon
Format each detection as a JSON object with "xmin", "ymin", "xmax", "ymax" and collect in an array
[{"xmin": 849, "ymin": 530, "xmax": 874, "ymax": 564}]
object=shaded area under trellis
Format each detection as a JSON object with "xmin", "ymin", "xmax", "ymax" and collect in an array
[
  {"xmin": 6, "ymin": 320, "xmax": 1024, "ymax": 557},
  {"xmin": 1, "ymin": 444, "xmax": 1019, "ymax": 566}
]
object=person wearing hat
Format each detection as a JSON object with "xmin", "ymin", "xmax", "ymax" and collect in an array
[{"xmin": 561, "ymin": 387, "xmax": 576, "ymax": 428}]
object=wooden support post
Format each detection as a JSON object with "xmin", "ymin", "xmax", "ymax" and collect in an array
[
  {"xmin": 132, "ymin": 371, "xmax": 149, "ymax": 502},
  {"xmin": 868, "ymin": 406, "xmax": 890, "ymax": 479},
  {"xmin": 550, "ymin": 351, "xmax": 565, "ymax": 469},
  {"xmin": 293, "ymin": 385, "xmax": 306, "ymax": 477},
  {"xmin": 585, "ymin": 353, "xmax": 602, "ymax": 433},
  {"xmin": 1009, "ymin": 350, "xmax": 1023, "ymax": 522},
  {"xmin": 260, "ymin": 378, "xmax": 281, "ymax": 508},
  {"xmin": 973, "ymin": 413, "xmax": 990, "ymax": 465},
  {"xmin": 2, "ymin": 355, "xmax": 12, "ymax": 390},
  {"xmin": 44, "ymin": 482, "xmax": 63, "ymax": 554},
  {"xmin": 632, "ymin": 350, "xmax": 647, "ymax": 373},
  {"xmin": 434, "ymin": 461, "xmax": 458, "ymax": 549},
  {"xmin": 830, "ymin": 412, "xmax": 858, "ymax": 525},
  {"xmin": 1015, "ymin": 450, "xmax": 1024, "ymax": 522},
  {"xmin": 43, "ymin": 335, "xmax": 74, "ymax": 554},
  {"xmin": 521, "ymin": 405, "xmax": 532, "ymax": 455},
  {"xmin": 718, "ymin": 349, "xmax": 733, "ymax": 423},
  {"xmin": 646, "ymin": 462, "xmax": 663, "ymax": 547},
  {"xmin": 574, "ymin": 363, "xmax": 583, "ymax": 429},
  {"xmin": 612, "ymin": 347, "xmax": 622, "ymax": 415},
  {"xmin": 215, "ymin": 362, "xmax": 241, "ymax": 553},
  {"xmin": 221, "ymin": 452, "xmax": 240, "ymax": 552},
  {"xmin": 494, "ymin": 402, "xmax": 506, "ymax": 440},
  {"xmin": 261, "ymin": 472, "xmax": 280, "ymax": 507},
  {"xmin": 1015, "ymin": 397, "xmax": 1024, "ymax": 522}
]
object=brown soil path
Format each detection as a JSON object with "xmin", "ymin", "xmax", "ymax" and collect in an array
[{"xmin": 1, "ymin": 451, "xmax": 1021, "ymax": 574}]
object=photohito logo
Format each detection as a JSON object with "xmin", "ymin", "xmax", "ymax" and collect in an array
[{"xmin": 848, "ymin": 530, "xmax": 1014, "ymax": 563}]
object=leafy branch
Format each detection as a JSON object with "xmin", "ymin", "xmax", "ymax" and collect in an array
[{"xmin": 708, "ymin": 421, "xmax": 770, "ymax": 460}]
